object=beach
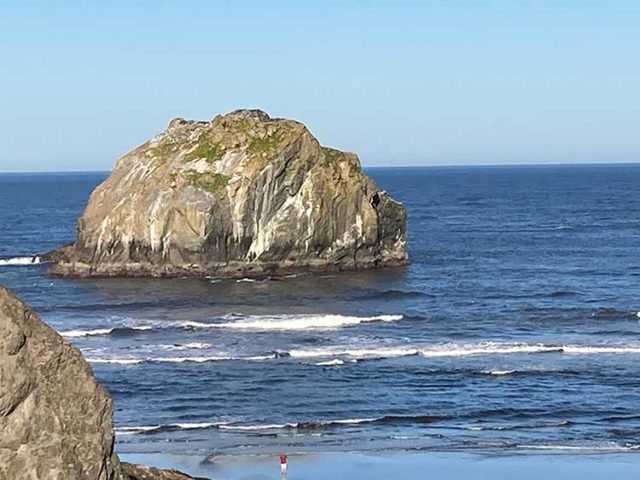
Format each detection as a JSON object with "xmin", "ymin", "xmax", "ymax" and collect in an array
[{"xmin": 121, "ymin": 451, "xmax": 640, "ymax": 479}]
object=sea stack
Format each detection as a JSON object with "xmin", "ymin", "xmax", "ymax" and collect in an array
[{"xmin": 48, "ymin": 109, "xmax": 407, "ymax": 278}]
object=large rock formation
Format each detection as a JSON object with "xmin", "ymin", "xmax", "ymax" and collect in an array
[
  {"xmin": 49, "ymin": 109, "xmax": 407, "ymax": 278},
  {"xmin": 0, "ymin": 285, "xmax": 204, "ymax": 480},
  {"xmin": 0, "ymin": 285, "xmax": 120, "ymax": 479}
]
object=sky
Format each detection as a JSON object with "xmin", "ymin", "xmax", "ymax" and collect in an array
[{"xmin": 1, "ymin": 1, "xmax": 639, "ymax": 172}]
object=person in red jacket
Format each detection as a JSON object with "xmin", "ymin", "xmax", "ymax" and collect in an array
[{"xmin": 279, "ymin": 453, "xmax": 288, "ymax": 477}]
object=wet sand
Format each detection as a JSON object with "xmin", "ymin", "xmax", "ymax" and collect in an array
[{"xmin": 121, "ymin": 451, "xmax": 640, "ymax": 480}]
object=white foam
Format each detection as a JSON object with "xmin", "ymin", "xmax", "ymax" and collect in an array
[
  {"xmin": 236, "ymin": 278, "xmax": 258, "ymax": 283},
  {"xmin": 87, "ymin": 355, "xmax": 231, "ymax": 365},
  {"xmin": 246, "ymin": 354, "xmax": 279, "ymax": 361},
  {"xmin": 219, "ymin": 418, "xmax": 375, "ymax": 431},
  {"xmin": 62, "ymin": 328, "xmax": 113, "ymax": 338},
  {"xmin": 60, "ymin": 326, "xmax": 152, "ymax": 338},
  {"xmin": 157, "ymin": 342, "xmax": 213, "ymax": 351},
  {"xmin": 420, "ymin": 343, "xmax": 562, "ymax": 357},
  {"xmin": 88, "ymin": 358, "xmax": 144, "ymax": 365},
  {"xmin": 289, "ymin": 342, "xmax": 561, "ymax": 360},
  {"xmin": 315, "ymin": 359, "xmax": 344, "ymax": 366},
  {"xmin": 171, "ymin": 422, "xmax": 225, "ymax": 429},
  {"xmin": 115, "ymin": 422, "xmax": 224, "ymax": 435},
  {"xmin": 61, "ymin": 314, "xmax": 404, "ymax": 336},
  {"xmin": 516, "ymin": 443, "xmax": 629, "ymax": 452},
  {"xmin": 290, "ymin": 346, "xmax": 418, "ymax": 360},
  {"xmin": 184, "ymin": 314, "xmax": 404, "ymax": 331},
  {"xmin": 0, "ymin": 256, "xmax": 41, "ymax": 266},
  {"xmin": 151, "ymin": 355, "xmax": 232, "ymax": 363},
  {"xmin": 115, "ymin": 417, "xmax": 397, "ymax": 436},
  {"xmin": 326, "ymin": 418, "xmax": 377, "ymax": 425},
  {"xmin": 563, "ymin": 345, "xmax": 640, "ymax": 354},
  {"xmin": 219, "ymin": 423, "xmax": 295, "ymax": 431},
  {"xmin": 88, "ymin": 341, "xmax": 640, "ymax": 367},
  {"xmin": 482, "ymin": 370, "xmax": 516, "ymax": 376},
  {"xmin": 179, "ymin": 321, "xmax": 218, "ymax": 329},
  {"xmin": 115, "ymin": 425, "xmax": 162, "ymax": 435}
]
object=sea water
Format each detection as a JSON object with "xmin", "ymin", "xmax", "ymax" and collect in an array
[{"xmin": 1, "ymin": 165, "xmax": 639, "ymax": 460}]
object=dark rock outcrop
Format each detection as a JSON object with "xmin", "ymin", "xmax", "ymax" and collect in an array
[
  {"xmin": 120, "ymin": 463, "xmax": 207, "ymax": 480},
  {"xmin": 49, "ymin": 109, "xmax": 407, "ymax": 278},
  {"xmin": 0, "ymin": 285, "xmax": 204, "ymax": 480}
]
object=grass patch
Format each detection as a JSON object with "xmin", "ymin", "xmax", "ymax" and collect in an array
[
  {"xmin": 183, "ymin": 171, "xmax": 229, "ymax": 193},
  {"xmin": 186, "ymin": 138, "xmax": 226, "ymax": 162},
  {"xmin": 227, "ymin": 117, "xmax": 253, "ymax": 134},
  {"xmin": 248, "ymin": 132, "xmax": 284, "ymax": 156}
]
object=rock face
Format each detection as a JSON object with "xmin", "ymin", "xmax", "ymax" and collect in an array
[
  {"xmin": 0, "ymin": 285, "xmax": 203, "ymax": 480},
  {"xmin": 49, "ymin": 109, "xmax": 407, "ymax": 278},
  {"xmin": 0, "ymin": 285, "xmax": 120, "ymax": 480}
]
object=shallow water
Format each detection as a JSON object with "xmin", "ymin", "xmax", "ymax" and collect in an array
[
  {"xmin": 1, "ymin": 165, "xmax": 640, "ymax": 458},
  {"xmin": 122, "ymin": 451, "xmax": 640, "ymax": 480}
]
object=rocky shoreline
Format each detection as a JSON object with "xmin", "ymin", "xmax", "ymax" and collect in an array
[
  {"xmin": 48, "ymin": 109, "xmax": 407, "ymax": 279},
  {"xmin": 0, "ymin": 284, "xmax": 206, "ymax": 480},
  {"xmin": 47, "ymin": 247, "xmax": 408, "ymax": 278}
]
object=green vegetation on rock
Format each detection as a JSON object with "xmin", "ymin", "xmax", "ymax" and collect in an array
[
  {"xmin": 248, "ymin": 132, "xmax": 284, "ymax": 156},
  {"xmin": 186, "ymin": 138, "xmax": 226, "ymax": 162},
  {"xmin": 183, "ymin": 170, "xmax": 229, "ymax": 193},
  {"xmin": 226, "ymin": 117, "xmax": 252, "ymax": 134}
]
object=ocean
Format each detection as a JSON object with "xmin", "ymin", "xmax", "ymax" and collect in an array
[{"xmin": 1, "ymin": 165, "xmax": 640, "ymax": 462}]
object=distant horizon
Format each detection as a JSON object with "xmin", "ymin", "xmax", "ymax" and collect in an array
[{"xmin": 1, "ymin": 160, "xmax": 639, "ymax": 175}]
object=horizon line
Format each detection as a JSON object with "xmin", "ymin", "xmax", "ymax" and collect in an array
[{"xmin": 1, "ymin": 160, "xmax": 639, "ymax": 175}]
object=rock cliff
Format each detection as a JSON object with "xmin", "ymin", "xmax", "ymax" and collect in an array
[
  {"xmin": 0, "ymin": 285, "xmax": 204, "ymax": 480},
  {"xmin": 49, "ymin": 109, "xmax": 407, "ymax": 278}
]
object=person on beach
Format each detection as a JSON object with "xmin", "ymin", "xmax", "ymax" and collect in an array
[{"xmin": 279, "ymin": 453, "xmax": 287, "ymax": 477}]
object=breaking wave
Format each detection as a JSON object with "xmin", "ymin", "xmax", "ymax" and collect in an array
[
  {"xmin": 482, "ymin": 370, "xmax": 517, "ymax": 376},
  {"xmin": 465, "ymin": 420, "xmax": 573, "ymax": 431},
  {"xmin": 116, "ymin": 422, "xmax": 224, "ymax": 435},
  {"xmin": 86, "ymin": 341, "xmax": 640, "ymax": 367},
  {"xmin": 115, "ymin": 415, "xmax": 449, "ymax": 436},
  {"xmin": 58, "ymin": 314, "xmax": 404, "ymax": 338},
  {"xmin": 60, "ymin": 326, "xmax": 153, "ymax": 338},
  {"xmin": 315, "ymin": 359, "xmax": 345, "ymax": 366},
  {"xmin": 0, "ymin": 256, "xmax": 41, "ymax": 266},
  {"xmin": 89, "ymin": 358, "xmax": 144, "ymax": 365},
  {"xmin": 181, "ymin": 314, "xmax": 404, "ymax": 330},
  {"xmin": 88, "ymin": 355, "xmax": 232, "ymax": 365},
  {"xmin": 156, "ymin": 342, "xmax": 213, "ymax": 351},
  {"xmin": 290, "ymin": 342, "xmax": 640, "ymax": 360}
]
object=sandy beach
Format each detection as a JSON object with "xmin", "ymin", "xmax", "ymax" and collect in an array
[{"xmin": 121, "ymin": 451, "xmax": 640, "ymax": 479}]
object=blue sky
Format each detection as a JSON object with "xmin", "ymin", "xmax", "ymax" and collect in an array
[{"xmin": 1, "ymin": 1, "xmax": 639, "ymax": 172}]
